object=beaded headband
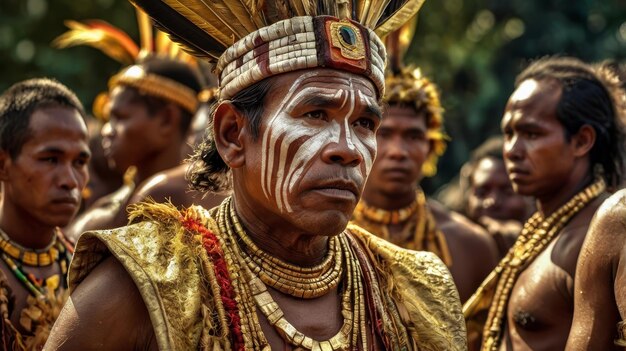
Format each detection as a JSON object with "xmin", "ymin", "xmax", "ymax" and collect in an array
[
  {"xmin": 53, "ymin": 10, "xmax": 200, "ymax": 120},
  {"xmin": 109, "ymin": 65, "xmax": 199, "ymax": 114},
  {"xmin": 216, "ymin": 16, "xmax": 385, "ymax": 99}
]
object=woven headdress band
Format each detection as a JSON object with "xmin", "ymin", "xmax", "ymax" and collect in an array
[{"xmin": 216, "ymin": 16, "xmax": 385, "ymax": 100}]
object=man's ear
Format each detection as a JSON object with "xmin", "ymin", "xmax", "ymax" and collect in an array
[
  {"xmin": 0, "ymin": 151, "xmax": 11, "ymax": 181},
  {"xmin": 156, "ymin": 103, "xmax": 182, "ymax": 138},
  {"xmin": 213, "ymin": 102, "xmax": 246, "ymax": 168},
  {"xmin": 572, "ymin": 124, "xmax": 596, "ymax": 157}
]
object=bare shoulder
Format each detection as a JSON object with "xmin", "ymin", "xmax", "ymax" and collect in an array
[
  {"xmin": 581, "ymin": 190, "xmax": 626, "ymax": 257},
  {"xmin": 45, "ymin": 256, "xmax": 156, "ymax": 350},
  {"xmin": 429, "ymin": 199, "xmax": 495, "ymax": 249}
]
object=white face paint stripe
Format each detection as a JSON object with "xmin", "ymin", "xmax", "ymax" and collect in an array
[
  {"xmin": 261, "ymin": 71, "xmax": 321, "ymax": 198},
  {"xmin": 260, "ymin": 73, "xmax": 379, "ymax": 213}
]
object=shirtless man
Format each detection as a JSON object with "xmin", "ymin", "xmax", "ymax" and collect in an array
[
  {"xmin": 566, "ymin": 65, "xmax": 626, "ymax": 350},
  {"xmin": 464, "ymin": 56, "xmax": 624, "ymax": 351},
  {"xmin": 464, "ymin": 137, "xmax": 531, "ymax": 257},
  {"xmin": 0, "ymin": 78, "xmax": 90, "ymax": 347},
  {"xmin": 353, "ymin": 68, "xmax": 498, "ymax": 302},
  {"xmin": 65, "ymin": 56, "xmax": 203, "ymax": 240}
]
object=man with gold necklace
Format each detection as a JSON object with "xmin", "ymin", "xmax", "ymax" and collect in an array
[
  {"xmin": 0, "ymin": 78, "xmax": 90, "ymax": 349},
  {"xmin": 46, "ymin": 1, "xmax": 467, "ymax": 350},
  {"xmin": 463, "ymin": 57, "xmax": 624, "ymax": 351},
  {"xmin": 352, "ymin": 66, "xmax": 499, "ymax": 303}
]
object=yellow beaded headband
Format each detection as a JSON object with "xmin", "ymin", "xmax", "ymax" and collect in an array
[
  {"xmin": 108, "ymin": 65, "xmax": 199, "ymax": 114},
  {"xmin": 128, "ymin": 0, "xmax": 427, "ymax": 100},
  {"xmin": 53, "ymin": 9, "xmax": 199, "ymax": 120},
  {"xmin": 384, "ymin": 18, "xmax": 447, "ymax": 177},
  {"xmin": 384, "ymin": 68, "xmax": 448, "ymax": 177}
]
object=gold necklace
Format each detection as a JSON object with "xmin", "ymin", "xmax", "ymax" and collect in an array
[
  {"xmin": 0, "ymin": 228, "xmax": 63, "ymax": 267},
  {"xmin": 221, "ymin": 198, "xmax": 368, "ymax": 350},
  {"xmin": 356, "ymin": 194, "xmax": 419, "ymax": 224},
  {"xmin": 233, "ymin": 214, "xmax": 343, "ymax": 299},
  {"xmin": 353, "ymin": 189, "xmax": 453, "ymax": 266},
  {"xmin": 481, "ymin": 178, "xmax": 606, "ymax": 351}
]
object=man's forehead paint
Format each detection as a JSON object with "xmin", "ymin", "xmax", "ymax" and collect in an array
[{"xmin": 260, "ymin": 71, "xmax": 376, "ymax": 213}]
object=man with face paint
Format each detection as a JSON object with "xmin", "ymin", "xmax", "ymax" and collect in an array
[
  {"xmin": 46, "ymin": 2, "xmax": 467, "ymax": 350},
  {"xmin": 463, "ymin": 57, "xmax": 624, "ymax": 351},
  {"xmin": 54, "ymin": 17, "xmax": 204, "ymax": 241},
  {"xmin": 0, "ymin": 78, "xmax": 90, "ymax": 349}
]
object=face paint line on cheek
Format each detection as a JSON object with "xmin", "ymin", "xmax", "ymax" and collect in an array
[
  {"xmin": 261, "ymin": 72, "xmax": 339, "ymax": 211},
  {"xmin": 260, "ymin": 72, "xmax": 318, "ymax": 199}
]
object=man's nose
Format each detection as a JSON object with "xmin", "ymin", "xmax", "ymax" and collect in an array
[
  {"xmin": 504, "ymin": 135, "xmax": 524, "ymax": 161},
  {"xmin": 320, "ymin": 136, "xmax": 363, "ymax": 167},
  {"xmin": 57, "ymin": 164, "xmax": 80, "ymax": 190}
]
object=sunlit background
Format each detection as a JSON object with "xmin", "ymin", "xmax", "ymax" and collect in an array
[{"xmin": 1, "ymin": 0, "xmax": 625, "ymax": 193}]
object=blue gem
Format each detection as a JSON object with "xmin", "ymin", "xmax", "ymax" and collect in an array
[{"xmin": 339, "ymin": 26, "xmax": 357, "ymax": 46}]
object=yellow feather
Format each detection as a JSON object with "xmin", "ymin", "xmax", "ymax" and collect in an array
[
  {"xmin": 220, "ymin": 0, "xmax": 263, "ymax": 31},
  {"xmin": 52, "ymin": 21, "xmax": 138, "ymax": 65},
  {"xmin": 365, "ymin": 0, "xmax": 392, "ymax": 27},
  {"xmin": 375, "ymin": 0, "xmax": 426, "ymax": 38},
  {"xmin": 161, "ymin": 0, "xmax": 235, "ymax": 46},
  {"xmin": 357, "ymin": 0, "xmax": 372, "ymax": 24},
  {"xmin": 136, "ymin": 9, "xmax": 153, "ymax": 53},
  {"xmin": 200, "ymin": 0, "xmax": 254, "ymax": 39},
  {"xmin": 290, "ymin": 1, "xmax": 307, "ymax": 16}
]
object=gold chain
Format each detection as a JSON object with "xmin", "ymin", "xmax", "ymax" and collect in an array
[{"xmin": 482, "ymin": 178, "xmax": 606, "ymax": 351}]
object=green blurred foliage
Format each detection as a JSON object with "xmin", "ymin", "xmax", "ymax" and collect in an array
[
  {"xmin": 1, "ymin": 0, "xmax": 625, "ymax": 192},
  {"xmin": 412, "ymin": 0, "xmax": 626, "ymax": 192},
  {"xmin": 0, "ymin": 0, "xmax": 137, "ymax": 108}
]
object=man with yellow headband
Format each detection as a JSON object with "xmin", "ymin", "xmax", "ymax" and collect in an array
[
  {"xmin": 46, "ymin": 1, "xmax": 467, "ymax": 350},
  {"xmin": 54, "ymin": 18, "xmax": 206, "ymax": 240}
]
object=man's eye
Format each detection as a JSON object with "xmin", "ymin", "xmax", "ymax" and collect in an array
[
  {"xmin": 41, "ymin": 157, "xmax": 58, "ymax": 164},
  {"xmin": 303, "ymin": 111, "xmax": 326, "ymax": 120},
  {"xmin": 354, "ymin": 118, "xmax": 375, "ymax": 131}
]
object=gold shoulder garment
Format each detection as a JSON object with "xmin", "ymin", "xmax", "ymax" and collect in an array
[
  {"xmin": 68, "ymin": 204, "xmax": 225, "ymax": 351},
  {"xmin": 348, "ymin": 224, "xmax": 467, "ymax": 351}
]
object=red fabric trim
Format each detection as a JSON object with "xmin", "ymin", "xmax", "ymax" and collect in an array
[{"xmin": 180, "ymin": 216, "xmax": 245, "ymax": 351}]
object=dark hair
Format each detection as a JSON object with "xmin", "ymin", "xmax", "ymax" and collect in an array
[
  {"xmin": 0, "ymin": 78, "xmax": 85, "ymax": 159},
  {"xmin": 130, "ymin": 56, "xmax": 204, "ymax": 135},
  {"xmin": 515, "ymin": 56, "xmax": 625, "ymax": 187},
  {"xmin": 186, "ymin": 78, "xmax": 274, "ymax": 193}
]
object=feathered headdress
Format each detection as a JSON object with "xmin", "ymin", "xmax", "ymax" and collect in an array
[
  {"xmin": 128, "ymin": 0, "xmax": 427, "ymax": 99},
  {"xmin": 383, "ymin": 17, "xmax": 447, "ymax": 177},
  {"xmin": 53, "ymin": 10, "xmax": 200, "ymax": 120}
]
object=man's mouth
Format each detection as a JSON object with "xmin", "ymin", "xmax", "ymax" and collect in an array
[{"xmin": 308, "ymin": 179, "xmax": 360, "ymax": 200}]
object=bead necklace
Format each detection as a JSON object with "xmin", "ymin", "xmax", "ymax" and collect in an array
[
  {"xmin": 233, "ymin": 213, "xmax": 343, "ymax": 299},
  {"xmin": 353, "ymin": 188, "xmax": 453, "ymax": 266},
  {"xmin": 481, "ymin": 178, "xmax": 605, "ymax": 351},
  {"xmin": 219, "ymin": 198, "xmax": 368, "ymax": 350},
  {"xmin": 0, "ymin": 228, "xmax": 72, "ymax": 299},
  {"xmin": 356, "ymin": 194, "xmax": 420, "ymax": 224}
]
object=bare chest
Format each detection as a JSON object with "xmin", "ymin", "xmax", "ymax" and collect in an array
[{"xmin": 505, "ymin": 241, "xmax": 574, "ymax": 350}]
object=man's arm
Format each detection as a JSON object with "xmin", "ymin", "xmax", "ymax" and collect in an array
[
  {"xmin": 45, "ymin": 256, "xmax": 157, "ymax": 350},
  {"xmin": 566, "ymin": 192, "xmax": 626, "ymax": 351}
]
